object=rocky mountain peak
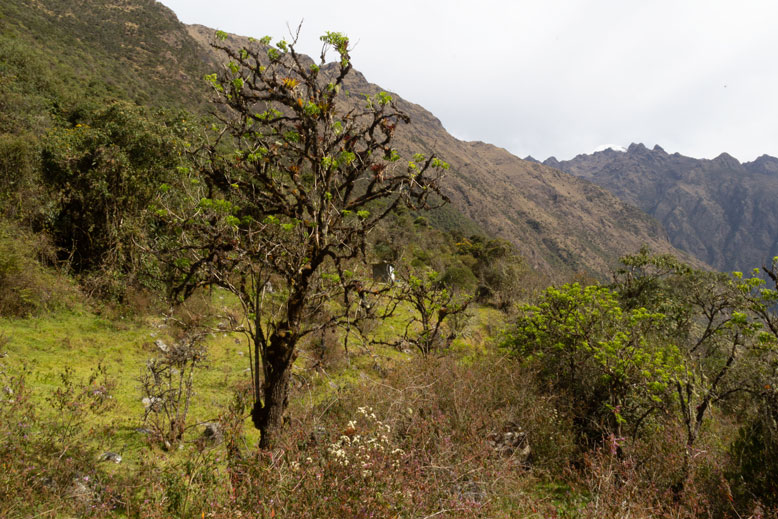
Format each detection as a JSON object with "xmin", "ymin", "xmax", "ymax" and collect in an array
[
  {"xmin": 627, "ymin": 142, "xmax": 650, "ymax": 154},
  {"xmin": 547, "ymin": 144, "xmax": 778, "ymax": 272},
  {"xmin": 745, "ymin": 154, "xmax": 778, "ymax": 175},
  {"xmin": 712, "ymin": 152, "xmax": 741, "ymax": 169}
]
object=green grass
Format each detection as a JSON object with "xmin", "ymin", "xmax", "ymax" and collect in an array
[
  {"xmin": 0, "ymin": 306, "xmax": 259, "ymax": 459},
  {"xmin": 0, "ymin": 290, "xmax": 505, "ymax": 458}
]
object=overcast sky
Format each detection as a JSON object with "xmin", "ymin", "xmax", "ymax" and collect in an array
[{"xmin": 158, "ymin": 0, "xmax": 778, "ymax": 162}]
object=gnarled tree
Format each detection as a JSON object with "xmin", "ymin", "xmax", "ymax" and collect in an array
[{"xmin": 154, "ymin": 30, "xmax": 448, "ymax": 447}]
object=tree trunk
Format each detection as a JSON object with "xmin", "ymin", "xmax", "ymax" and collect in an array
[{"xmin": 251, "ymin": 333, "xmax": 294, "ymax": 449}]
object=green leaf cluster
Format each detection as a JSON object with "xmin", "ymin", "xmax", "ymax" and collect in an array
[{"xmin": 502, "ymin": 282, "xmax": 683, "ymax": 440}]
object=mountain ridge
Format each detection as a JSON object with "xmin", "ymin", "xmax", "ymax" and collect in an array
[
  {"xmin": 545, "ymin": 144, "xmax": 778, "ymax": 272},
  {"xmin": 185, "ymin": 25, "xmax": 699, "ymax": 277}
]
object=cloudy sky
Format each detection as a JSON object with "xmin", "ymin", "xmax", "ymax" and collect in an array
[{"xmin": 158, "ymin": 0, "xmax": 778, "ymax": 162}]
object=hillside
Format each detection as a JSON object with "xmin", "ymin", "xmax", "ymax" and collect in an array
[
  {"xmin": 0, "ymin": 0, "xmax": 696, "ymax": 279},
  {"xmin": 186, "ymin": 26, "xmax": 695, "ymax": 278},
  {"xmin": 0, "ymin": 0, "xmax": 211, "ymax": 125},
  {"xmin": 545, "ymin": 144, "xmax": 778, "ymax": 272}
]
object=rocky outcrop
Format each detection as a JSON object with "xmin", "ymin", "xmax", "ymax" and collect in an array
[{"xmin": 547, "ymin": 145, "xmax": 778, "ymax": 272}]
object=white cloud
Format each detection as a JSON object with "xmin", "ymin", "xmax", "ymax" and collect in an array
[{"xmin": 158, "ymin": 0, "xmax": 778, "ymax": 161}]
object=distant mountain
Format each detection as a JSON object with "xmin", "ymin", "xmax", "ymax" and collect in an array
[{"xmin": 545, "ymin": 144, "xmax": 778, "ymax": 272}]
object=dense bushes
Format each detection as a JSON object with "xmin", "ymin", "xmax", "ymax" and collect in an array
[
  {"xmin": 41, "ymin": 102, "xmax": 186, "ymax": 276},
  {"xmin": 502, "ymin": 250, "xmax": 778, "ymax": 513},
  {"xmin": 0, "ymin": 222, "xmax": 77, "ymax": 316},
  {"xmin": 503, "ymin": 282, "xmax": 682, "ymax": 446}
]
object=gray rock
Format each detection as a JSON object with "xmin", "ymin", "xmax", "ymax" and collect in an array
[
  {"xmin": 71, "ymin": 475, "xmax": 99, "ymax": 506},
  {"xmin": 142, "ymin": 396, "xmax": 162, "ymax": 410},
  {"xmin": 99, "ymin": 451, "xmax": 122, "ymax": 464},
  {"xmin": 454, "ymin": 480, "xmax": 486, "ymax": 503},
  {"xmin": 487, "ymin": 425, "xmax": 531, "ymax": 465},
  {"xmin": 202, "ymin": 422, "xmax": 223, "ymax": 444},
  {"xmin": 154, "ymin": 339, "xmax": 169, "ymax": 353}
]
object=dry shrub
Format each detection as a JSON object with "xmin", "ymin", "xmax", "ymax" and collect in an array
[
  {"xmin": 139, "ymin": 331, "xmax": 207, "ymax": 450},
  {"xmin": 201, "ymin": 352, "xmax": 577, "ymax": 518},
  {"xmin": 576, "ymin": 443, "xmax": 696, "ymax": 519},
  {"xmin": 0, "ymin": 221, "xmax": 77, "ymax": 317},
  {"xmin": 0, "ymin": 364, "xmax": 120, "ymax": 518},
  {"xmin": 569, "ymin": 420, "xmax": 774, "ymax": 519}
]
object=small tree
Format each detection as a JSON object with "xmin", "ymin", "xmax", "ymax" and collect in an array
[
  {"xmin": 395, "ymin": 268, "xmax": 470, "ymax": 357},
  {"xmin": 154, "ymin": 29, "xmax": 448, "ymax": 447},
  {"xmin": 613, "ymin": 250, "xmax": 778, "ymax": 492},
  {"xmin": 614, "ymin": 252, "xmax": 768, "ymax": 447}
]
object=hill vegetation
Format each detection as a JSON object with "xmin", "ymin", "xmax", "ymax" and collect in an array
[{"xmin": 0, "ymin": 1, "xmax": 777, "ymax": 518}]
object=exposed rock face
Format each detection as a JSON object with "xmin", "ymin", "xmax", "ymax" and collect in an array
[{"xmin": 546, "ymin": 144, "xmax": 778, "ymax": 272}]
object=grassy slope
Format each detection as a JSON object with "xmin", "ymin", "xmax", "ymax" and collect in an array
[{"xmin": 0, "ymin": 0, "xmax": 210, "ymax": 120}]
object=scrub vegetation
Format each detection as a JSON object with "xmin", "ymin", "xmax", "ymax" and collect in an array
[{"xmin": 1, "ymin": 3, "xmax": 778, "ymax": 517}]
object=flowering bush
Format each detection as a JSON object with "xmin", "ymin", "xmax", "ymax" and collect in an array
[{"xmin": 326, "ymin": 406, "xmax": 403, "ymax": 476}]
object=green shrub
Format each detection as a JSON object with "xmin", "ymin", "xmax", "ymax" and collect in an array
[
  {"xmin": 441, "ymin": 262, "xmax": 478, "ymax": 293},
  {"xmin": 502, "ymin": 282, "xmax": 682, "ymax": 446},
  {"xmin": 0, "ymin": 221, "xmax": 76, "ymax": 316}
]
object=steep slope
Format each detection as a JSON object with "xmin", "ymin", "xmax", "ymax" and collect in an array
[
  {"xmin": 0, "ymin": 0, "xmax": 696, "ymax": 280},
  {"xmin": 384, "ymin": 103, "xmax": 684, "ymax": 276},
  {"xmin": 0, "ymin": 0, "xmax": 211, "ymax": 134},
  {"xmin": 546, "ymin": 144, "xmax": 778, "ymax": 272},
  {"xmin": 186, "ymin": 27, "xmax": 694, "ymax": 278}
]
